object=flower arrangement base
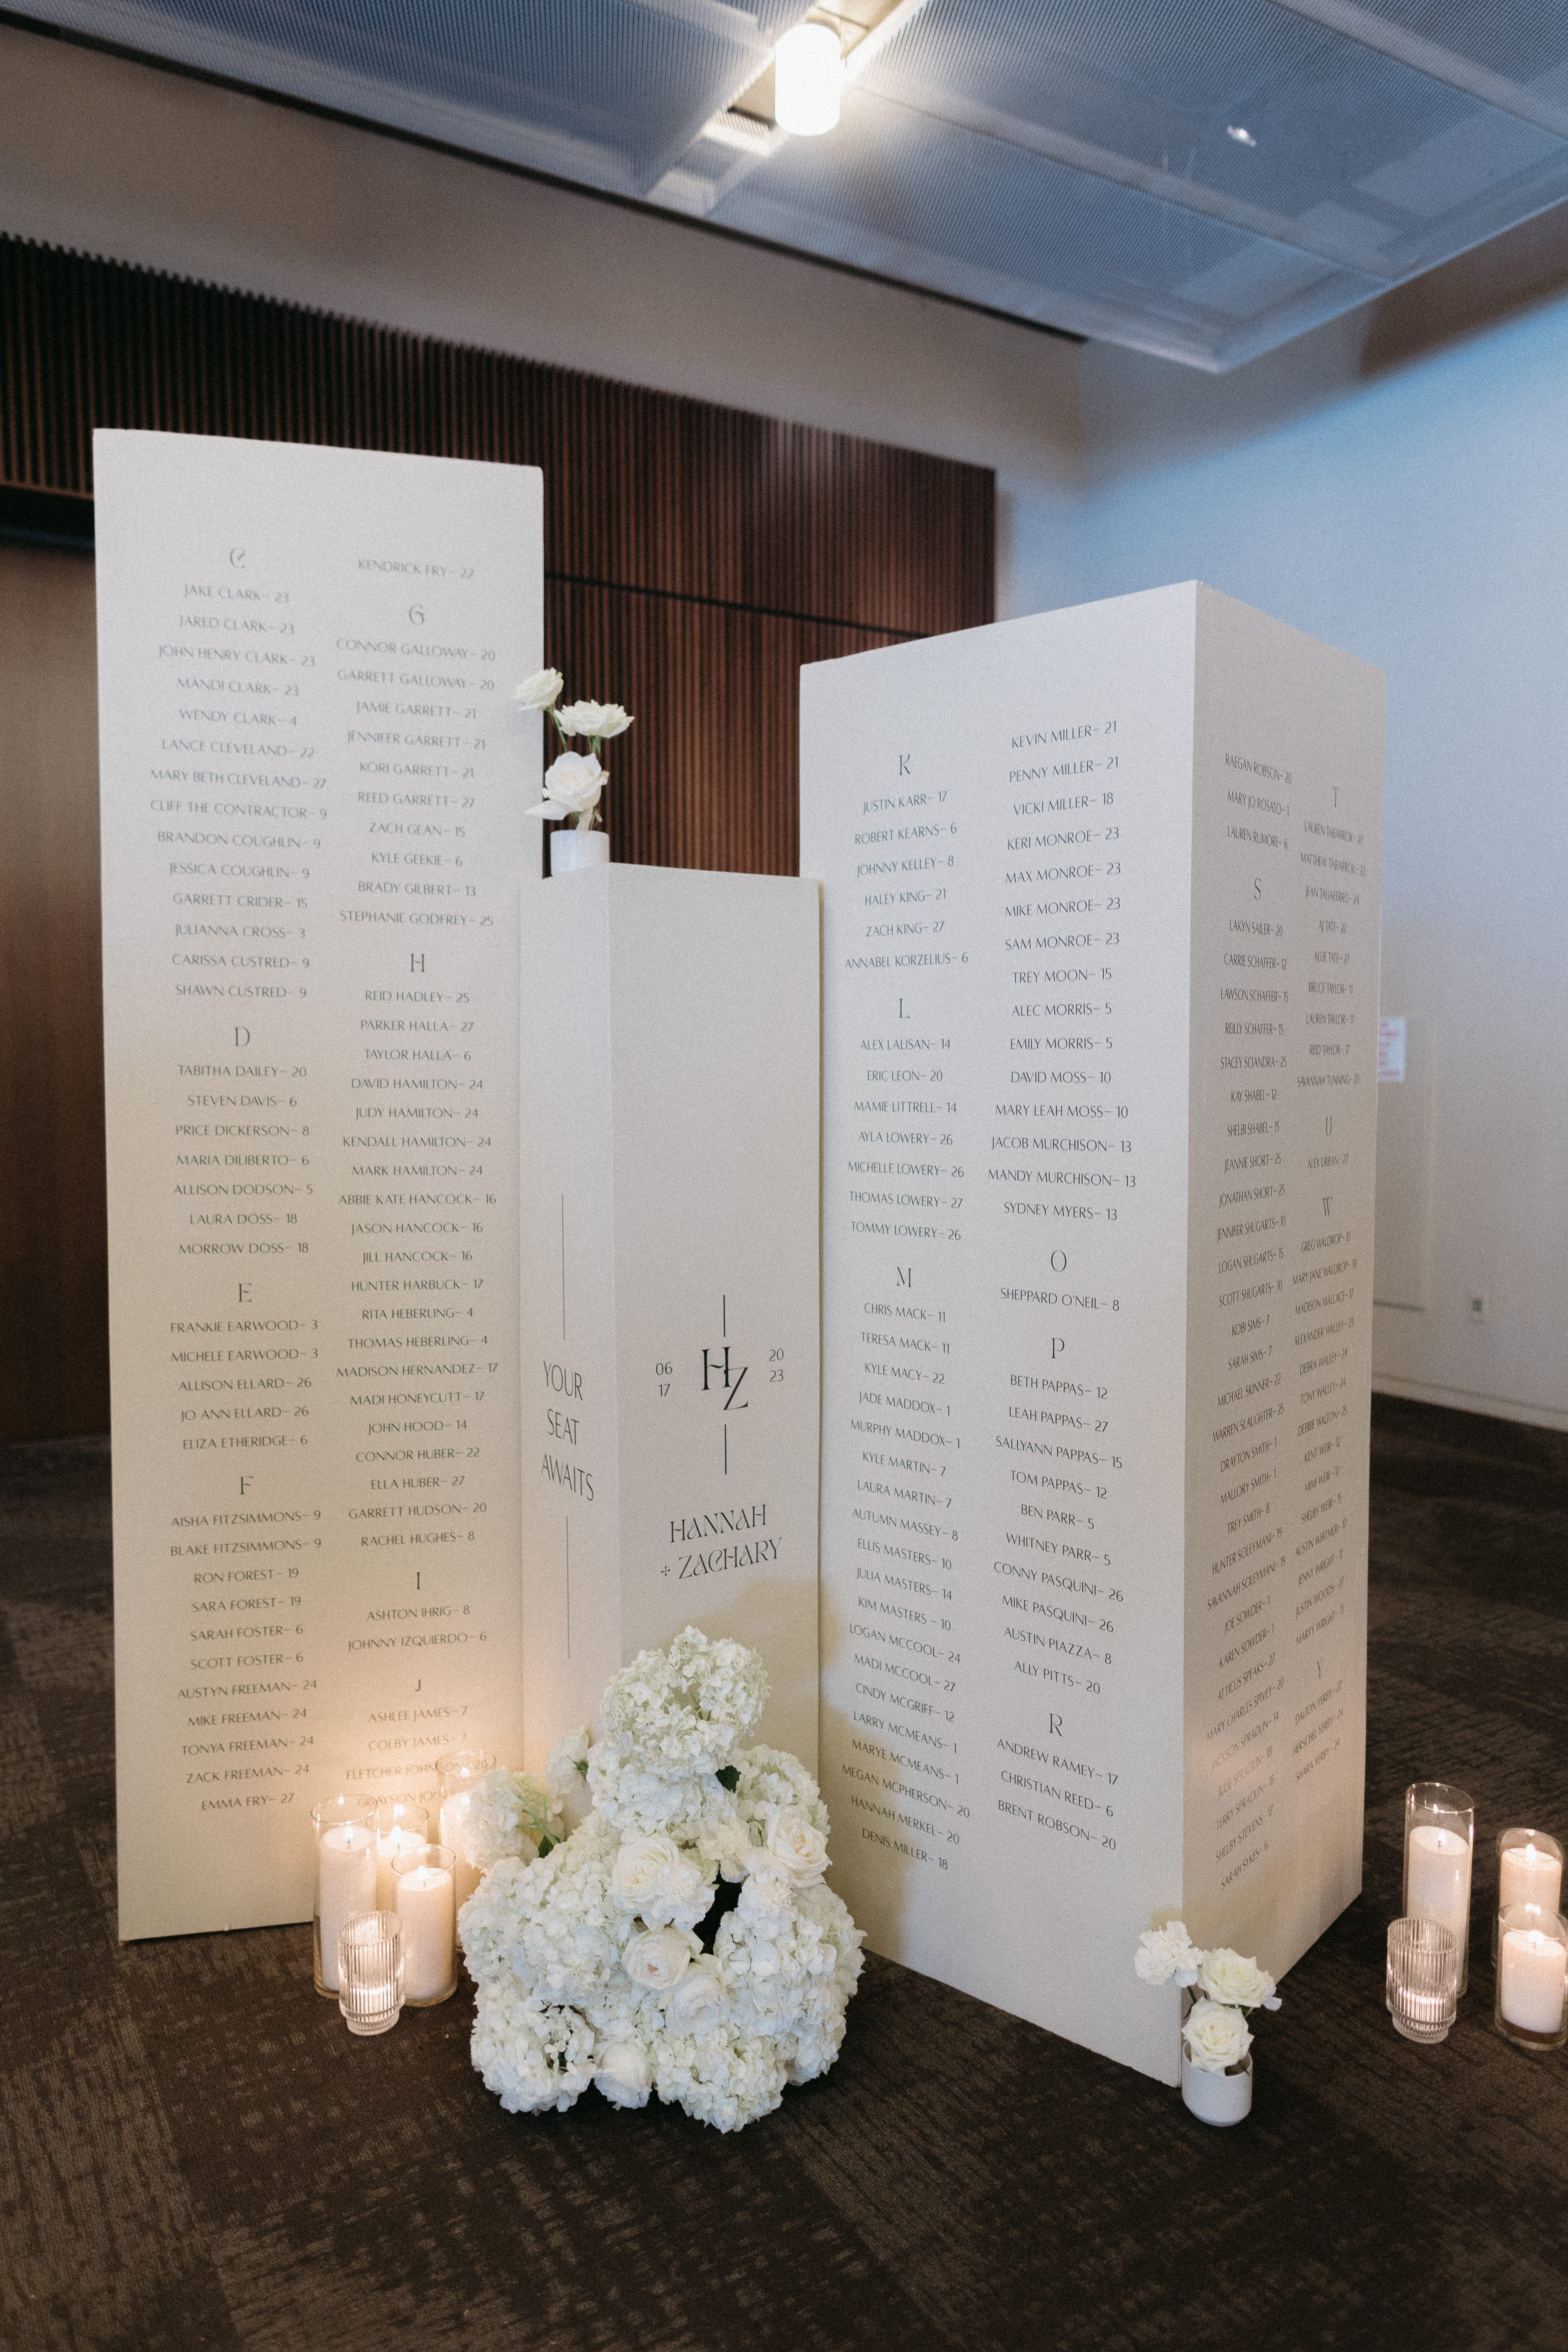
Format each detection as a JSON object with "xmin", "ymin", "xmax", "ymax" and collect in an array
[
  {"xmin": 462, "ymin": 1628, "xmax": 863, "ymax": 2132},
  {"xmin": 1181, "ymin": 2050, "xmax": 1253, "ymax": 2126},
  {"xmin": 550, "ymin": 828, "xmax": 610, "ymax": 875}
]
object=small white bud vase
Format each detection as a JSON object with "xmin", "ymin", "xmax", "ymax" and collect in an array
[
  {"xmin": 551, "ymin": 827, "xmax": 610, "ymax": 876},
  {"xmin": 1181, "ymin": 2047, "xmax": 1253, "ymax": 2125}
]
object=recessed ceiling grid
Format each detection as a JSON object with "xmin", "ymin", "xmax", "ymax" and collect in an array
[{"xmin": 15, "ymin": 0, "xmax": 1568, "ymax": 365}]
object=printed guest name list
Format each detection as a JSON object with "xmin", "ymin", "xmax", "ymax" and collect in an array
[
  {"xmin": 96, "ymin": 432, "xmax": 542, "ymax": 1939},
  {"xmin": 802, "ymin": 584, "xmax": 1384, "ymax": 2082}
]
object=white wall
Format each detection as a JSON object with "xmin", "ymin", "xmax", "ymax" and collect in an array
[
  {"xmin": 1011, "ymin": 308, "xmax": 1568, "ymax": 1430},
  {"xmin": 4, "ymin": 20, "xmax": 1563, "ymax": 1429}
]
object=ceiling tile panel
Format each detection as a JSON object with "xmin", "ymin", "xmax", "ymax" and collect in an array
[{"xmin": 15, "ymin": 0, "xmax": 1568, "ymax": 365}]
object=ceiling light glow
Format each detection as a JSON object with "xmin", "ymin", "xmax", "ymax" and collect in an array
[
  {"xmin": 775, "ymin": 22, "xmax": 842, "ymax": 138},
  {"xmin": 1226, "ymin": 124, "xmax": 1257, "ymax": 146}
]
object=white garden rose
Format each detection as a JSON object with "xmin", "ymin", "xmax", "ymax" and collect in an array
[
  {"xmin": 611, "ymin": 1832, "xmax": 682, "ymax": 1912},
  {"xmin": 1197, "ymin": 1946, "xmax": 1279, "ymax": 2010},
  {"xmin": 665, "ymin": 1959, "xmax": 728, "ymax": 2036},
  {"xmin": 527, "ymin": 750, "xmax": 606, "ymax": 824},
  {"xmin": 1134, "ymin": 1920, "xmax": 1204, "ymax": 1988},
  {"xmin": 514, "ymin": 667, "xmax": 564, "ymax": 709},
  {"xmin": 623, "ymin": 1927, "xmax": 692, "ymax": 1993},
  {"xmin": 593, "ymin": 2038, "xmax": 653, "ymax": 2109},
  {"xmin": 1183, "ymin": 1997, "xmax": 1253, "ymax": 2075},
  {"xmin": 557, "ymin": 698, "xmax": 632, "ymax": 741},
  {"xmin": 764, "ymin": 1805, "xmax": 828, "ymax": 1886}
]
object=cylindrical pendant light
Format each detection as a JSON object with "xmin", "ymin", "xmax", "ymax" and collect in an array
[{"xmin": 774, "ymin": 21, "xmax": 842, "ymax": 137}]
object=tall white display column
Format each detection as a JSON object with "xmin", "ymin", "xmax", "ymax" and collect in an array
[
  {"xmin": 518, "ymin": 864, "xmax": 821, "ymax": 1769},
  {"xmin": 96, "ymin": 430, "xmax": 542, "ymax": 1941},
  {"xmin": 801, "ymin": 582, "xmax": 1384, "ymax": 2081}
]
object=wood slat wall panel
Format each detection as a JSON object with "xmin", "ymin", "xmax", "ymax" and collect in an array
[
  {"xmin": 547, "ymin": 581, "xmax": 897, "ymax": 876},
  {"xmin": 0, "ymin": 238, "xmax": 994, "ymax": 636},
  {"xmin": 0, "ymin": 540, "xmax": 107, "ymax": 1441},
  {"xmin": 0, "ymin": 231, "xmax": 993, "ymax": 1439}
]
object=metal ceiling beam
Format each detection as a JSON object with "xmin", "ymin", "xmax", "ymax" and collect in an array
[{"xmin": 1270, "ymin": 0, "xmax": 1568, "ymax": 143}]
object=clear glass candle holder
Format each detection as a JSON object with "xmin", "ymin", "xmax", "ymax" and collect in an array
[
  {"xmin": 1493, "ymin": 1830, "xmax": 1564, "ymax": 1961},
  {"xmin": 437, "ymin": 1747, "xmax": 495, "ymax": 1908},
  {"xmin": 392, "ymin": 1841, "xmax": 458, "ymax": 2006},
  {"xmin": 1404, "ymin": 1782, "xmax": 1474, "ymax": 1996},
  {"xmin": 374, "ymin": 1800, "xmax": 430, "ymax": 1911},
  {"xmin": 338, "ymin": 1911, "xmax": 405, "ymax": 2036},
  {"xmin": 1495, "ymin": 1905, "xmax": 1568, "ymax": 2050},
  {"xmin": 1386, "ymin": 1917, "xmax": 1459, "ymax": 2043},
  {"xmin": 312, "ymin": 1798, "xmax": 377, "ymax": 1996}
]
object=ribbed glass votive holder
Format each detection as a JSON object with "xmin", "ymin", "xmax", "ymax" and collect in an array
[
  {"xmin": 1387, "ymin": 1916, "xmax": 1459, "ymax": 2043},
  {"xmin": 337, "ymin": 1911, "xmax": 405, "ymax": 2036}
]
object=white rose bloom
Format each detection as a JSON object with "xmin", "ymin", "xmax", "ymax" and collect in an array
[
  {"xmin": 765, "ymin": 1805, "xmax": 829, "ymax": 1886},
  {"xmin": 1134, "ymin": 1920, "xmax": 1204, "ymax": 1988},
  {"xmin": 611, "ymin": 1832, "xmax": 682, "ymax": 1913},
  {"xmin": 557, "ymin": 698, "xmax": 633, "ymax": 741},
  {"xmin": 623, "ymin": 1927, "xmax": 692, "ymax": 1993},
  {"xmin": 1183, "ymin": 1998, "xmax": 1253, "ymax": 2075},
  {"xmin": 592, "ymin": 2038, "xmax": 653, "ymax": 2110},
  {"xmin": 665, "ymin": 1959, "xmax": 728, "ymax": 2036},
  {"xmin": 526, "ymin": 750, "xmax": 605, "ymax": 824},
  {"xmin": 1197, "ymin": 1946, "xmax": 1279, "ymax": 2011},
  {"xmin": 513, "ymin": 667, "xmax": 564, "ymax": 710}
]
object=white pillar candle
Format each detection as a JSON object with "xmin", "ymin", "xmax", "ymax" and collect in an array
[
  {"xmin": 395, "ymin": 1859, "xmax": 456, "ymax": 2002},
  {"xmin": 440, "ymin": 1793, "xmax": 483, "ymax": 1909},
  {"xmin": 1499, "ymin": 1927, "xmax": 1567, "ymax": 2035},
  {"xmin": 1407, "ymin": 1823, "xmax": 1471, "ymax": 1951},
  {"xmin": 376, "ymin": 1823, "xmax": 427, "ymax": 1912},
  {"xmin": 316, "ymin": 1823, "xmax": 376, "ymax": 1993},
  {"xmin": 1499, "ymin": 1841, "xmax": 1563, "ymax": 1917}
]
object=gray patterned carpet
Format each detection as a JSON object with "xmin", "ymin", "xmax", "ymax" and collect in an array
[{"xmin": 3, "ymin": 1396, "xmax": 1566, "ymax": 2351}]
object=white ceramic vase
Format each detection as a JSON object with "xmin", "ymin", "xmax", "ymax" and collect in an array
[
  {"xmin": 550, "ymin": 827, "xmax": 610, "ymax": 876},
  {"xmin": 1181, "ymin": 2049, "xmax": 1253, "ymax": 2125}
]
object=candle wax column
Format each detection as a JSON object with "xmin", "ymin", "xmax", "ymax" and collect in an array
[
  {"xmin": 317, "ymin": 1824, "xmax": 376, "ymax": 1993},
  {"xmin": 1499, "ymin": 1842, "xmax": 1563, "ymax": 1916},
  {"xmin": 1407, "ymin": 1825, "xmax": 1471, "ymax": 1961},
  {"xmin": 1499, "ymin": 1928, "xmax": 1568, "ymax": 2035},
  {"xmin": 394, "ymin": 1848, "xmax": 456, "ymax": 2003}
]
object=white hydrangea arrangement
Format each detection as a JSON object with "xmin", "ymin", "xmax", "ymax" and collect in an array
[
  {"xmin": 1135, "ymin": 1920, "xmax": 1281, "ymax": 2076},
  {"xmin": 459, "ymin": 1626, "xmax": 864, "ymax": 2132},
  {"xmin": 515, "ymin": 666, "xmax": 632, "ymax": 831}
]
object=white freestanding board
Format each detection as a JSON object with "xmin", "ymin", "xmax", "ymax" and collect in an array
[
  {"xmin": 801, "ymin": 583, "xmax": 1384, "ymax": 2082},
  {"xmin": 96, "ymin": 430, "xmax": 543, "ymax": 1939},
  {"xmin": 518, "ymin": 864, "xmax": 821, "ymax": 1771}
]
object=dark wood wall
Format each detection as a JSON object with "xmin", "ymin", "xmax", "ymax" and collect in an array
[{"xmin": 0, "ymin": 232, "xmax": 994, "ymax": 1440}]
